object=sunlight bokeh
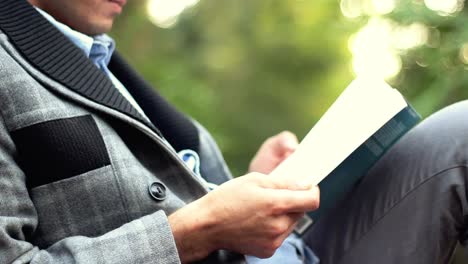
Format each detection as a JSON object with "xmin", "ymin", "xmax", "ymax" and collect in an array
[
  {"xmin": 371, "ymin": 0, "xmax": 396, "ymax": 15},
  {"xmin": 146, "ymin": 0, "xmax": 200, "ymax": 28},
  {"xmin": 349, "ymin": 20, "xmax": 429, "ymax": 80},
  {"xmin": 392, "ymin": 23, "xmax": 429, "ymax": 50},
  {"xmin": 424, "ymin": 0, "xmax": 464, "ymax": 16},
  {"xmin": 342, "ymin": 0, "xmax": 433, "ymax": 81},
  {"xmin": 340, "ymin": 0, "xmax": 364, "ymax": 18},
  {"xmin": 340, "ymin": 0, "xmax": 396, "ymax": 18},
  {"xmin": 459, "ymin": 43, "xmax": 468, "ymax": 64},
  {"xmin": 349, "ymin": 18, "xmax": 402, "ymax": 80}
]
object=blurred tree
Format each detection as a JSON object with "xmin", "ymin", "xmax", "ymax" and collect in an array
[
  {"xmin": 111, "ymin": 0, "xmax": 356, "ymax": 175},
  {"xmin": 343, "ymin": 0, "xmax": 468, "ymax": 117}
]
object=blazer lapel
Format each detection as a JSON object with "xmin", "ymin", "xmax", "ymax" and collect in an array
[{"xmin": 0, "ymin": 0, "xmax": 161, "ymax": 137}]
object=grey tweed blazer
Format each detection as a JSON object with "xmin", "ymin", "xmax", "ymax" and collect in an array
[{"xmin": 0, "ymin": 0, "xmax": 243, "ymax": 263}]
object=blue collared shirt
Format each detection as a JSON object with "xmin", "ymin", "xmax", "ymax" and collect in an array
[{"xmin": 35, "ymin": 7, "xmax": 146, "ymax": 117}]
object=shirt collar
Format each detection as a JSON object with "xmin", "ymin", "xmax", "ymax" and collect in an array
[{"xmin": 34, "ymin": 7, "xmax": 115, "ymax": 66}]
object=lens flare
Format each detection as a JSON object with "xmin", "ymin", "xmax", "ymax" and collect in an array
[{"xmin": 147, "ymin": 0, "xmax": 200, "ymax": 28}]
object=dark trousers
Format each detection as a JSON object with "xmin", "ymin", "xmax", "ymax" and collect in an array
[{"xmin": 304, "ymin": 101, "xmax": 468, "ymax": 263}]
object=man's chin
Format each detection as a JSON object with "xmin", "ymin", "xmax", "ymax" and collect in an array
[{"xmin": 82, "ymin": 19, "xmax": 115, "ymax": 36}]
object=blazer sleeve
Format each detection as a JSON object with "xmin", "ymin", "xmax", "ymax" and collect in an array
[{"xmin": 0, "ymin": 114, "xmax": 181, "ymax": 264}]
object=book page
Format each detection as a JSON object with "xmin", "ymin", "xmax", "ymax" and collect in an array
[{"xmin": 270, "ymin": 78, "xmax": 408, "ymax": 186}]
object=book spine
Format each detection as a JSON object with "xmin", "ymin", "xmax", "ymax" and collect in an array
[{"xmin": 295, "ymin": 105, "xmax": 421, "ymax": 235}]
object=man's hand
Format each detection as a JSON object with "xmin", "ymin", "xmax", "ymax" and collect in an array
[
  {"xmin": 168, "ymin": 173, "xmax": 319, "ymax": 263},
  {"xmin": 249, "ymin": 131, "xmax": 299, "ymax": 174}
]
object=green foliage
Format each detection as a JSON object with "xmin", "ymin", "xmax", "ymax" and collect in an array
[
  {"xmin": 111, "ymin": 0, "xmax": 468, "ymax": 177},
  {"xmin": 112, "ymin": 0, "xmax": 356, "ymax": 175},
  {"xmin": 387, "ymin": 1, "xmax": 468, "ymax": 117}
]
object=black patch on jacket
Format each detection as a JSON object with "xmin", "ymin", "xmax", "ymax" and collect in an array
[{"xmin": 11, "ymin": 115, "xmax": 111, "ymax": 188}]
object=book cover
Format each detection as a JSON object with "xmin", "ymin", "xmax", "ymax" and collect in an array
[{"xmin": 268, "ymin": 78, "xmax": 421, "ymax": 235}]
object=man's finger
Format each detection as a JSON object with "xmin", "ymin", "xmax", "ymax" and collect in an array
[
  {"xmin": 259, "ymin": 175, "xmax": 313, "ymax": 190},
  {"xmin": 268, "ymin": 186, "xmax": 320, "ymax": 214},
  {"xmin": 274, "ymin": 131, "xmax": 299, "ymax": 153}
]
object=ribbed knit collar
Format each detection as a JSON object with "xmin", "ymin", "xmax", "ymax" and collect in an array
[
  {"xmin": 0, "ymin": 0, "xmax": 158, "ymax": 134},
  {"xmin": 34, "ymin": 7, "xmax": 95, "ymax": 58},
  {"xmin": 34, "ymin": 7, "xmax": 117, "ymax": 69}
]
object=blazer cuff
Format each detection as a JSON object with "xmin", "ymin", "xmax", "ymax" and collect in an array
[{"xmin": 138, "ymin": 210, "xmax": 181, "ymax": 263}]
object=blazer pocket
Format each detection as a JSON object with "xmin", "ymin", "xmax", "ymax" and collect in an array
[
  {"xmin": 11, "ymin": 115, "xmax": 111, "ymax": 188},
  {"xmin": 30, "ymin": 165, "xmax": 127, "ymax": 248}
]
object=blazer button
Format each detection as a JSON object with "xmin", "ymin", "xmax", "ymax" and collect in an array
[{"xmin": 148, "ymin": 182, "xmax": 167, "ymax": 201}]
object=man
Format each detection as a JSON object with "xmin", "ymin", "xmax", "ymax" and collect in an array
[
  {"xmin": 0, "ymin": 0, "xmax": 318, "ymax": 263},
  {"xmin": 0, "ymin": 0, "xmax": 467, "ymax": 263}
]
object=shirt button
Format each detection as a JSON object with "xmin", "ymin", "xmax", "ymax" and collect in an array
[{"xmin": 148, "ymin": 182, "xmax": 167, "ymax": 201}]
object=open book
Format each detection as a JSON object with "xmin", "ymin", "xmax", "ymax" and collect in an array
[{"xmin": 269, "ymin": 78, "xmax": 421, "ymax": 235}]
